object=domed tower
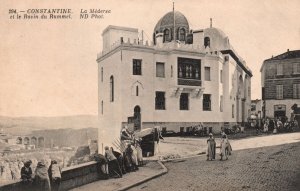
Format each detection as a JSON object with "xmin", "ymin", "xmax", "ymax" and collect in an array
[{"xmin": 153, "ymin": 11, "xmax": 190, "ymax": 44}]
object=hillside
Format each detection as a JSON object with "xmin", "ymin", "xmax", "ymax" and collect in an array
[{"xmin": 0, "ymin": 115, "xmax": 98, "ymax": 135}]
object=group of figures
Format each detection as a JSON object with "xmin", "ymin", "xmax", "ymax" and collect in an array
[
  {"xmin": 20, "ymin": 159, "xmax": 61, "ymax": 191},
  {"xmin": 206, "ymin": 132, "xmax": 232, "ymax": 161},
  {"xmin": 263, "ymin": 116, "xmax": 299, "ymax": 134},
  {"xmin": 93, "ymin": 126, "xmax": 144, "ymax": 179}
]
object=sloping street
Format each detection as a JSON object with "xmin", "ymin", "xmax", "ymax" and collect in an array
[{"xmin": 131, "ymin": 133, "xmax": 300, "ymax": 191}]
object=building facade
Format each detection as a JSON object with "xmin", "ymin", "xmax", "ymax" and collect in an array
[
  {"xmin": 97, "ymin": 11, "xmax": 252, "ymax": 149},
  {"xmin": 261, "ymin": 50, "xmax": 300, "ymax": 119}
]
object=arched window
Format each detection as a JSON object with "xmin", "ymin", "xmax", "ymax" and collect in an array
[
  {"xmin": 110, "ymin": 76, "xmax": 114, "ymax": 102},
  {"xmin": 136, "ymin": 86, "xmax": 139, "ymax": 96},
  {"xmin": 204, "ymin": 37, "xmax": 210, "ymax": 48},
  {"xmin": 101, "ymin": 100, "xmax": 103, "ymax": 114},
  {"xmin": 171, "ymin": 65, "xmax": 173, "ymax": 77},
  {"xmin": 163, "ymin": 29, "xmax": 170, "ymax": 42},
  {"xmin": 179, "ymin": 28, "xmax": 186, "ymax": 41}
]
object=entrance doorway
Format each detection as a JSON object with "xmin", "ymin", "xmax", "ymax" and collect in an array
[
  {"xmin": 134, "ymin": 105, "xmax": 141, "ymax": 131},
  {"xmin": 274, "ymin": 105, "xmax": 286, "ymax": 119}
]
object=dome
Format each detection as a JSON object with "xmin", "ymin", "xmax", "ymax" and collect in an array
[
  {"xmin": 154, "ymin": 11, "xmax": 189, "ymax": 33},
  {"xmin": 203, "ymin": 27, "xmax": 230, "ymax": 50},
  {"xmin": 204, "ymin": 27, "xmax": 227, "ymax": 39}
]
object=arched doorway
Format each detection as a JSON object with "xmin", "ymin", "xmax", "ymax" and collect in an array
[
  {"xmin": 24, "ymin": 137, "xmax": 30, "ymax": 145},
  {"xmin": 16, "ymin": 137, "xmax": 22, "ymax": 144},
  {"xmin": 134, "ymin": 106, "xmax": 141, "ymax": 131},
  {"xmin": 31, "ymin": 137, "xmax": 37, "ymax": 147}
]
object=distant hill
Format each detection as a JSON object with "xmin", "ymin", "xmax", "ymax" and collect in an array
[{"xmin": 0, "ymin": 115, "xmax": 98, "ymax": 135}]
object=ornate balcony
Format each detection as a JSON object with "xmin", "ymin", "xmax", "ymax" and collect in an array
[{"xmin": 178, "ymin": 78, "xmax": 202, "ymax": 86}]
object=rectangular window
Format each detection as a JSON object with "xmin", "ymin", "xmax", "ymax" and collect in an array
[
  {"xmin": 248, "ymin": 86, "xmax": 251, "ymax": 97},
  {"xmin": 276, "ymin": 85, "xmax": 283, "ymax": 99},
  {"xmin": 293, "ymin": 63, "xmax": 300, "ymax": 74},
  {"xmin": 203, "ymin": 94, "xmax": 211, "ymax": 111},
  {"xmin": 220, "ymin": 95, "xmax": 223, "ymax": 112},
  {"xmin": 205, "ymin": 67, "xmax": 211, "ymax": 81},
  {"xmin": 276, "ymin": 64, "xmax": 283, "ymax": 75},
  {"xmin": 293, "ymin": 84, "xmax": 300, "ymax": 99},
  {"xmin": 155, "ymin": 91, "xmax": 165, "ymax": 110},
  {"xmin": 133, "ymin": 59, "xmax": 142, "ymax": 75},
  {"xmin": 251, "ymin": 104, "xmax": 256, "ymax": 111},
  {"xmin": 156, "ymin": 62, "xmax": 165, "ymax": 77},
  {"xmin": 101, "ymin": 67, "xmax": 103, "ymax": 82},
  {"xmin": 180, "ymin": 93, "xmax": 189, "ymax": 110},
  {"xmin": 232, "ymin": 104, "xmax": 235, "ymax": 118},
  {"xmin": 220, "ymin": 70, "xmax": 223, "ymax": 83}
]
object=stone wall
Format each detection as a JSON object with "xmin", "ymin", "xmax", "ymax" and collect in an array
[{"xmin": 0, "ymin": 161, "xmax": 104, "ymax": 191}]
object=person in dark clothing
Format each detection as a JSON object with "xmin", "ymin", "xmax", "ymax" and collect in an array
[
  {"xmin": 105, "ymin": 146, "xmax": 122, "ymax": 178},
  {"xmin": 21, "ymin": 160, "xmax": 33, "ymax": 191},
  {"xmin": 48, "ymin": 160, "xmax": 61, "ymax": 191},
  {"xmin": 93, "ymin": 151, "xmax": 109, "ymax": 179},
  {"xmin": 111, "ymin": 147, "xmax": 126, "ymax": 174},
  {"xmin": 269, "ymin": 119, "xmax": 275, "ymax": 132},
  {"xmin": 33, "ymin": 160, "xmax": 51, "ymax": 191}
]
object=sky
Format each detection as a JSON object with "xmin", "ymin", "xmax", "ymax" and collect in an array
[{"xmin": 0, "ymin": 0, "xmax": 299, "ymax": 117}]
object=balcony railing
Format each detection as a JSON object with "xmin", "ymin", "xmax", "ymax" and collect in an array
[{"xmin": 178, "ymin": 78, "xmax": 202, "ymax": 86}]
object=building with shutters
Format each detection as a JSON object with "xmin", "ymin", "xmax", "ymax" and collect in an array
[
  {"xmin": 97, "ymin": 10, "xmax": 252, "ymax": 148},
  {"xmin": 261, "ymin": 49, "xmax": 300, "ymax": 119}
]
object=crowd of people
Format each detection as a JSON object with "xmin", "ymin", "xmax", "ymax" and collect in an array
[
  {"xmin": 93, "ymin": 126, "xmax": 144, "ymax": 180},
  {"xmin": 262, "ymin": 116, "xmax": 299, "ymax": 134},
  {"xmin": 206, "ymin": 132, "xmax": 232, "ymax": 161},
  {"xmin": 20, "ymin": 159, "xmax": 62, "ymax": 191}
]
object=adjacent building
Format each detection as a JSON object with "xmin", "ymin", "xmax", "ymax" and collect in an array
[
  {"xmin": 261, "ymin": 49, "xmax": 300, "ymax": 119},
  {"xmin": 97, "ymin": 10, "xmax": 252, "ymax": 149},
  {"xmin": 251, "ymin": 99, "xmax": 263, "ymax": 117}
]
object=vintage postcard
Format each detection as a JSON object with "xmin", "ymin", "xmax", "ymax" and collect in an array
[{"xmin": 0, "ymin": 0, "xmax": 299, "ymax": 190}]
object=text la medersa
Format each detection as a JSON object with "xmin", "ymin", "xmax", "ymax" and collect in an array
[{"xmin": 80, "ymin": 9, "xmax": 111, "ymax": 14}]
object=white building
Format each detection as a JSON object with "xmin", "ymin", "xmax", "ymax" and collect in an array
[{"xmin": 97, "ymin": 11, "xmax": 252, "ymax": 149}]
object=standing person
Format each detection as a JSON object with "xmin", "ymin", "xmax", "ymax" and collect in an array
[
  {"xmin": 93, "ymin": 151, "xmax": 109, "ymax": 179},
  {"xmin": 33, "ymin": 160, "xmax": 51, "ymax": 191},
  {"xmin": 276, "ymin": 118, "xmax": 283, "ymax": 133},
  {"xmin": 220, "ymin": 134, "xmax": 228, "ymax": 161},
  {"xmin": 20, "ymin": 160, "xmax": 33, "ymax": 191},
  {"xmin": 135, "ymin": 139, "xmax": 144, "ymax": 166},
  {"xmin": 104, "ymin": 146, "xmax": 122, "ymax": 178},
  {"xmin": 125, "ymin": 143, "xmax": 138, "ymax": 171},
  {"xmin": 263, "ymin": 118, "xmax": 269, "ymax": 133},
  {"xmin": 111, "ymin": 147, "xmax": 126, "ymax": 174},
  {"xmin": 130, "ymin": 143, "xmax": 139, "ymax": 169},
  {"xmin": 225, "ymin": 134, "xmax": 232, "ymax": 155},
  {"xmin": 48, "ymin": 160, "xmax": 61, "ymax": 191},
  {"xmin": 269, "ymin": 118, "xmax": 275, "ymax": 132},
  {"xmin": 206, "ymin": 133, "xmax": 216, "ymax": 161}
]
